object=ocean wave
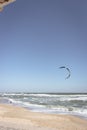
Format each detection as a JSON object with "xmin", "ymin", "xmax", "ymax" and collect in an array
[
  {"xmin": 1, "ymin": 93, "xmax": 87, "ymax": 98},
  {"xmin": 59, "ymin": 97, "xmax": 87, "ymax": 101},
  {"xmin": 0, "ymin": 93, "xmax": 87, "ymax": 119},
  {"xmin": 6, "ymin": 98, "xmax": 87, "ymax": 117}
]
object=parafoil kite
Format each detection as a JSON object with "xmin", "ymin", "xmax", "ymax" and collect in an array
[
  {"xmin": 0, "ymin": 0, "xmax": 16, "ymax": 11},
  {"xmin": 59, "ymin": 66, "xmax": 71, "ymax": 79}
]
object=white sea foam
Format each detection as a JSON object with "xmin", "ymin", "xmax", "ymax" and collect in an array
[
  {"xmin": 27, "ymin": 94, "xmax": 57, "ymax": 97},
  {"xmin": 0, "ymin": 93, "xmax": 87, "ymax": 119},
  {"xmin": 59, "ymin": 96, "xmax": 87, "ymax": 101}
]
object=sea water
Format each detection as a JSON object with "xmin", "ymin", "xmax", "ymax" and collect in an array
[{"xmin": 0, "ymin": 93, "xmax": 87, "ymax": 119}]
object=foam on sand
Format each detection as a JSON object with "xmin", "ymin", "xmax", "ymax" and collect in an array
[{"xmin": 0, "ymin": 104, "xmax": 87, "ymax": 130}]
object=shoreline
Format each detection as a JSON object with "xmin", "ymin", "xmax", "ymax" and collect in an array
[
  {"xmin": 1, "ymin": 102, "xmax": 87, "ymax": 121},
  {"xmin": 0, "ymin": 93, "xmax": 87, "ymax": 120},
  {"xmin": 0, "ymin": 104, "xmax": 87, "ymax": 130}
]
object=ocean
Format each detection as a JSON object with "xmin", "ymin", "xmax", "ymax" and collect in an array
[{"xmin": 0, "ymin": 93, "xmax": 87, "ymax": 119}]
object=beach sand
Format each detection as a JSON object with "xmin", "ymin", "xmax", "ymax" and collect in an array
[{"xmin": 0, "ymin": 104, "xmax": 87, "ymax": 130}]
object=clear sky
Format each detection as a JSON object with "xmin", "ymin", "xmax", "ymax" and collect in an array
[{"xmin": 0, "ymin": 0, "xmax": 87, "ymax": 92}]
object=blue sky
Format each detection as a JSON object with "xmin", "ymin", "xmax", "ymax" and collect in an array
[{"xmin": 0, "ymin": 0, "xmax": 87, "ymax": 92}]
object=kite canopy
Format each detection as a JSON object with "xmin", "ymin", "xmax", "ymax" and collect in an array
[
  {"xmin": 0, "ymin": 0, "xmax": 16, "ymax": 11},
  {"xmin": 59, "ymin": 66, "xmax": 71, "ymax": 79}
]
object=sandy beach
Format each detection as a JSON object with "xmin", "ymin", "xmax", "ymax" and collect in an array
[{"xmin": 0, "ymin": 104, "xmax": 87, "ymax": 130}]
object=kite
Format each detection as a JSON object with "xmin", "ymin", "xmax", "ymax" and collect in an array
[
  {"xmin": 59, "ymin": 66, "xmax": 71, "ymax": 79},
  {"xmin": 0, "ymin": 0, "xmax": 16, "ymax": 11}
]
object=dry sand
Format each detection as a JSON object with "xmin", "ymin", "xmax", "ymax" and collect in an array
[{"xmin": 0, "ymin": 104, "xmax": 87, "ymax": 130}]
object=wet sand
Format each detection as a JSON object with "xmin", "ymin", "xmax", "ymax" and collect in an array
[{"xmin": 0, "ymin": 104, "xmax": 87, "ymax": 130}]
